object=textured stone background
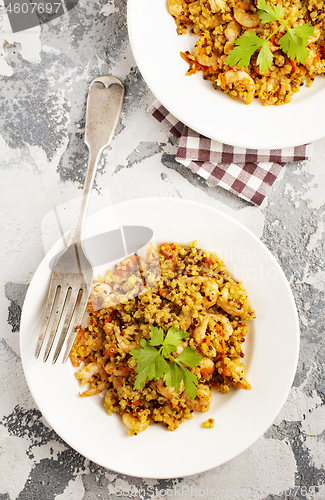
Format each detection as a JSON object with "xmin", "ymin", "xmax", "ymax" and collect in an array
[{"xmin": 1, "ymin": 0, "xmax": 325, "ymax": 499}]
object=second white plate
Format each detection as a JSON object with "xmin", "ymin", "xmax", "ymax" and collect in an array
[{"xmin": 127, "ymin": 0, "xmax": 325, "ymax": 149}]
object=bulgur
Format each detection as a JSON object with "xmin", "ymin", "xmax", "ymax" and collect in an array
[
  {"xmin": 202, "ymin": 417, "xmax": 215, "ymax": 428},
  {"xmin": 168, "ymin": 0, "xmax": 325, "ymax": 104},
  {"xmin": 71, "ymin": 241, "xmax": 255, "ymax": 435}
]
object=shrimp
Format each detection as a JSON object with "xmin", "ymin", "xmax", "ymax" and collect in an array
[
  {"xmin": 76, "ymin": 362, "xmax": 108, "ymax": 397},
  {"xmin": 122, "ymin": 411, "xmax": 150, "ymax": 435},
  {"xmin": 194, "ymin": 44, "xmax": 219, "ymax": 68},
  {"xmin": 209, "ymin": 0, "xmax": 226, "ymax": 13},
  {"xmin": 186, "ymin": 384, "xmax": 212, "ymax": 411},
  {"xmin": 217, "ymin": 278, "xmax": 254, "ymax": 319},
  {"xmin": 181, "ymin": 276, "xmax": 219, "ymax": 308},
  {"xmin": 304, "ymin": 45, "xmax": 324, "ymax": 74},
  {"xmin": 234, "ymin": 1, "xmax": 259, "ymax": 28},
  {"xmin": 192, "ymin": 357, "xmax": 215, "ymax": 380},
  {"xmin": 156, "ymin": 378, "xmax": 185, "ymax": 400},
  {"xmin": 221, "ymin": 70, "xmax": 255, "ymax": 104},
  {"xmin": 224, "ymin": 20, "xmax": 241, "ymax": 54},
  {"xmin": 115, "ymin": 323, "xmax": 141, "ymax": 353},
  {"xmin": 198, "ymin": 357, "xmax": 215, "ymax": 379},
  {"xmin": 176, "ymin": 338, "xmax": 189, "ymax": 356},
  {"xmin": 308, "ymin": 25, "xmax": 320, "ymax": 44},
  {"xmin": 106, "ymin": 360, "xmax": 133, "ymax": 392},
  {"xmin": 179, "ymin": 308, "xmax": 193, "ymax": 330},
  {"xmin": 89, "ymin": 282, "xmax": 113, "ymax": 310},
  {"xmin": 105, "ymin": 361, "xmax": 131, "ymax": 377},
  {"xmin": 193, "ymin": 313, "xmax": 233, "ymax": 357},
  {"xmin": 167, "ymin": 0, "xmax": 190, "ymax": 22},
  {"xmin": 220, "ymin": 358, "xmax": 251, "ymax": 390}
]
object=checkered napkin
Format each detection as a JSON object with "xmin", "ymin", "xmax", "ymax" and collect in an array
[{"xmin": 149, "ymin": 102, "xmax": 312, "ymax": 206}]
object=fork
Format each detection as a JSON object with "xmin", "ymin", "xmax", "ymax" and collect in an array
[{"xmin": 35, "ymin": 75, "xmax": 124, "ymax": 363}]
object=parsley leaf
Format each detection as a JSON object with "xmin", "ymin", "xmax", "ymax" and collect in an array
[
  {"xmin": 225, "ymin": 0, "xmax": 315, "ymax": 72},
  {"xmin": 169, "ymin": 347, "xmax": 202, "ymax": 398},
  {"xmin": 177, "ymin": 364, "xmax": 199, "ymax": 400},
  {"xmin": 256, "ymin": 41, "xmax": 273, "ymax": 72},
  {"xmin": 162, "ymin": 326, "xmax": 189, "ymax": 356},
  {"xmin": 225, "ymin": 31, "xmax": 264, "ymax": 68},
  {"xmin": 176, "ymin": 346, "xmax": 202, "ymax": 368},
  {"xmin": 290, "ymin": 23, "xmax": 315, "ymax": 41},
  {"xmin": 130, "ymin": 326, "xmax": 202, "ymax": 399},
  {"xmin": 257, "ymin": 0, "xmax": 284, "ymax": 24},
  {"xmin": 279, "ymin": 24, "xmax": 314, "ymax": 64},
  {"xmin": 131, "ymin": 339, "xmax": 169, "ymax": 390},
  {"xmin": 149, "ymin": 326, "xmax": 164, "ymax": 346},
  {"xmin": 163, "ymin": 361, "xmax": 184, "ymax": 394}
]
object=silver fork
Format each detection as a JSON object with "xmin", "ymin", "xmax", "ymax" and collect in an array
[{"xmin": 35, "ymin": 75, "xmax": 124, "ymax": 363}]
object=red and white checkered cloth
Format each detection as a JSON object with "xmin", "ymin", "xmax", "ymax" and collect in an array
[{"xmin": 149, "ymin": 102, "xmax": 312, "ymax": 206}]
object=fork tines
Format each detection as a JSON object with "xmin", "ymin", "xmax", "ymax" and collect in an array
[{"xmin": 35, "ymin": 276, "xmax": 90, "ymax": 364}]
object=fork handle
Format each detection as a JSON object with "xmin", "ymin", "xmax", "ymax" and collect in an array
[
  {"xmin": 69, "ymin": 75, "xmax": 124, "ymax": 246},
  {"xmin": 69, "ymin": 147, "xmax": 102, "ymax": 246}
]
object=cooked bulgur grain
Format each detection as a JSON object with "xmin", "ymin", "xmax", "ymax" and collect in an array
[{"xmin": 202, "ymin": 418, "xmax": 215, "ymax": 428}]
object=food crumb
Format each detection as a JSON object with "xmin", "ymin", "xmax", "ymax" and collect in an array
[{"xmin": 202, "ymin": 418, "xmax": 214, "ymax": 429}]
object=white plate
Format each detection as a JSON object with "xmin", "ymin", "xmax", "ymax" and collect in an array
[
  {"xmin": 127, "ymin": 0, "xmax": 325, "ymax": 149},
  {"xmin": 20, "ymin": 198, "xmax": 299, "ymax": 478}
]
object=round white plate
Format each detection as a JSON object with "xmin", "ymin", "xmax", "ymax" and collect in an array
[
  {"xmin": 127, "ymin": 0, "xmax": 325, "ymax": 149},
  {"xmin": 20, "ymin": 198, "xmax": 299, "ymax": 478}
]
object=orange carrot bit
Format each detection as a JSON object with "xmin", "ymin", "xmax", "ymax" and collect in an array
[
  {"xmin": 180, "ymin": 50, "xmax": 194, "ymax": 64},
  {"xmin": 105, "ymin": 344, "xmax": 117, "ymax": 356},
  {"xmin": 289, "ymin": 58, "xmax": 297, "ymax": 75},
  {"xmin": 70, "ymin": 355, "xmax": 81, "ymax": 367},
  {"xmin": 203, "ymin": 256, "xmax": 216, "ymax": 267},
  {"xmin": 180, "ymin": 51, "xmax": 207, "ymax": 75},
  {"xmin": 104, "ymin": 310, "xmax": 115, "ymax": 324},
  {"xmin": 160, "ymin": 243, "xmax": 178, "ymax": 265}
]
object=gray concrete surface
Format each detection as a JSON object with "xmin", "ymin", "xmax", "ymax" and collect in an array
[{"xmin": 1, "ymin": 0, "xmax": 325, "ymax": 499}]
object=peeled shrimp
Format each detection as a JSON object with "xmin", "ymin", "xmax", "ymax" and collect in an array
[
  {"xmin": 234, "ymin": 2, "xmax": 259, "ymax": 28},
  {"xmin": 181, "ymin": 276, "xmax": 219, "ymax": 308},
  {"xmin": 304, "ymin": 45, "xmax": 324, "ymax": 74},
  {"xmin": 167, "ymin": 0, "xmax": 190, "ymax": 22},
  {"xmin": 198, "ymin": 357, "xmax": 215, "ymax": 379},
  {"xmin": 193, "ymin": 313, "xmax": 232, "ymax": 357},
  {"xmin": 122, "ymin": 411, "xmax": 149, "ymax": 435},
  {"xmin": 221, "ymin": 70, "xmax": 255, "ymax": 105},
  {"xmin": 221, "ymin": 358, "xmax": 251, "ymax": 390},
  {"xmin": 115, "ymin": 323, "xmax": 141, "ymax": 353},
  {"xmin": 186, "ymin": 384, "xmax": 212, "ymax": 411},
  {"xmin": 224, "ymin": 20, "xmax": 241, "ymax": 54},
  {"xmin": 156, "ymin": 378, "xmax": 184, "ymax": 399},
  {"xmin": 217, "ymin": 278, "xmax": 253, "ymax": 318},
  {"xmin": 194, "ymin": 44, "xmax": 220, "ymax": 67},
  {"xmin": 76, "ymin": 362, "xmax": 108, "ymax": 397},
  {"xmin": 105, "ymin": 361, "xmax": 131, "ymax": 377},
  {"xmin": 209, "ymin": 0, "xmax": 226, "ymax": 13},
  {"xmin": 179, "ymin": 308, "xmax": 192, "ymax": 330},
  {"xmin": 89, "ymin": 282, "xmax": 113, "ymax": 310}
]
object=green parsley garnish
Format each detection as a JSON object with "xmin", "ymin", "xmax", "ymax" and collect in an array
[
  {"xmin": 130, "ymin": 326, "xmax": 202, "ymax": 400},
  {"xmin": 225, "ymin": 0, "xmax": 314, "ymax": 72}
]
